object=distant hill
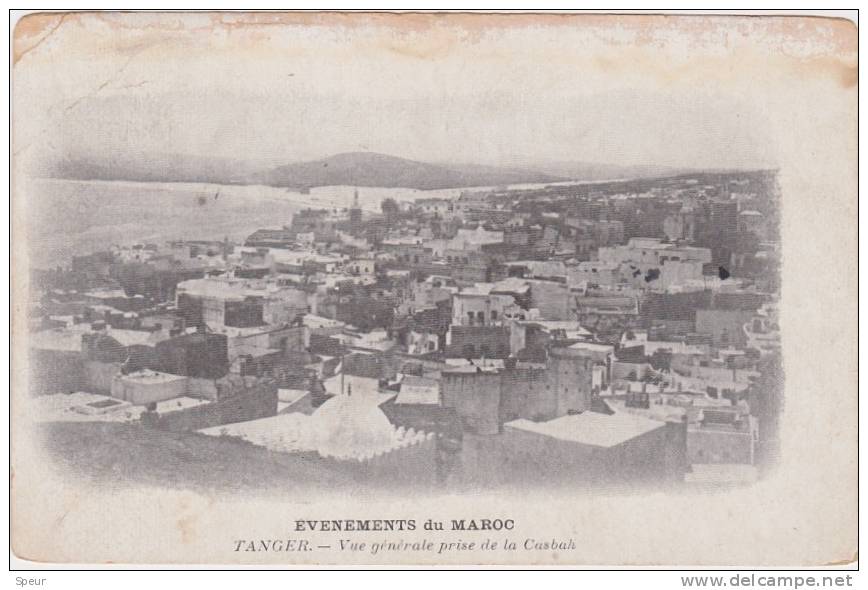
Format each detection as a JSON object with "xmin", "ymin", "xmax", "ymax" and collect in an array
[
  {"xmin": 35, "ymin": 150, "xmax": 693, "ymax": 190},
  {"xmin": 36, "ymin": 152, "xmax": 272, "ymax": 186},
  {"xmin": 520, "ymin": 160, "xmax": 690, "ymax": 182},
  {"xmin": 38, "ymin": 151, "xmax": 567, "ymax": 190},
  {"xmin": 250, "ymin": 152, "xmax": 565, "ymax": 190}
]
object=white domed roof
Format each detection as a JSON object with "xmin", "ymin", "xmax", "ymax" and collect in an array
[{"xmin": 313, "ymin": 392, "xmax": 398, "ymax": 460}]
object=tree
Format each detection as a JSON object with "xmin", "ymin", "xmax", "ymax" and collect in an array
[
  {"xmin": 649, "ymin": 349, "xmax": 672, "ymax": 371},
  {"xmin": 381, "ymin": 198, "xmax": 399, "ymax": 228}
]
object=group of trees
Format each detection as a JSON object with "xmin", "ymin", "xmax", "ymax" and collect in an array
[{"xmin": 380, "ymin": 198, "xmax": 400, "ymax": 228}]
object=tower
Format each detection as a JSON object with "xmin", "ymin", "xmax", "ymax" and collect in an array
[{"xmin": 349, "ymin": 188, "xmax": 363, "ymax": 236}]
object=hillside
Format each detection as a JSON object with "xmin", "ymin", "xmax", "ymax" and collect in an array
[
  {"xmin": 38, "ymin": 421, "xmax": 357, "ymax": 494},
  {"xmin": 37, "ymin": 152, "xmax": 270, "ymax": 186},
  {"xmin": 251, "ymin": 152, "xmax": 565, "ymax": 190},
  {"xmin": 35, "ymin": 150, "xmax": 692, "ymax": 190}
]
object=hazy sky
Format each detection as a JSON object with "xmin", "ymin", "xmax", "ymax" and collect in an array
[{"xmin": 13, "ymin": 13, "xmax": 851, "ymax": 170}]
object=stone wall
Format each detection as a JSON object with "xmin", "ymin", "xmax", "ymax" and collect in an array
[
  {"xmin": 446, "ymin": 326, "xmax": 511, "ymax": 359},
  {"xmin": 141, "ymin": 379, "xmax": 278, "ymax": 432},
  {"xmin": 455, "ymin": 419, "xmax": 688, "ymax": 488},
  {"xmin": 84, "ymin": 361, "xmax": 123, "ymax": 395},
  {"xmin": 29, "ymin": 349, "xmax": 85, "ymax": 396},
  {"xmin": 688, "ymin": 422, "xmax": 755, "ymax": 465},
  {"xmin": 325, "ymin": 430, "xmax": 438, "ymax": 486},
  {"xmin": 442, "ymin": 351, "xmax": 595, "ymax": 435},
  {"xmin": 441, "ymin": 372, "xmax": 502, "ymax": 435},
  {"xmin": 500, "ymin": 368, "xmax": 552, "ymax": 422}
]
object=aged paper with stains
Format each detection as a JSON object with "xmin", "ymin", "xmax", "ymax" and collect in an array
[{"xmin": 11, "ymin": 11, "xmax": 856, "ymax": 566}]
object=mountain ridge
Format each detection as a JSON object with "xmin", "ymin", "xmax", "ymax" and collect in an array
[
  {"xmin": 35, "ymin": 150, "xmax": 696, "ymax": 190},
  {"xmin": 249, "ymin": 151, "xmax": 567, "ymax": 190}
]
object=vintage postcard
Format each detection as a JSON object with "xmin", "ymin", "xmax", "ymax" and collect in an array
[{"xmin": 10, "ymin": 11, "xmax": 857, "ymax": 567}]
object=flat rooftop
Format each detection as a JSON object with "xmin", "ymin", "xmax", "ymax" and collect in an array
[
  {"xmin": 120, "ymin": 370, "xmax": 187, "ymax": 384},
  {"xmin": 505, "ymin": 410, "xmax": 664, "ymax": 448},
  {"xmin": 567, "ymin": 341, "xmax": 615, "ymax": 354},
  {"xmin": 29, "ymin": 393, "xmax": 208, "ymax": 423}
]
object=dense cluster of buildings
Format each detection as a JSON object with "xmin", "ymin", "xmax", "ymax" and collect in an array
[{"xmin": 28, "ymin": 172, "xmax": 782, "ymax": 489}]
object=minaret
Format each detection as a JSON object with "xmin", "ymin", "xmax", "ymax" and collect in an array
[{"xmin": 349, "ymin": 188, "xmax": 362, "ymax": 236}]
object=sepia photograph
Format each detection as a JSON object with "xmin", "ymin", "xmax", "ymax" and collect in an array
[{"xmin": 9, "ymin": 9, "xmax": 858, "ymax": 569}]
